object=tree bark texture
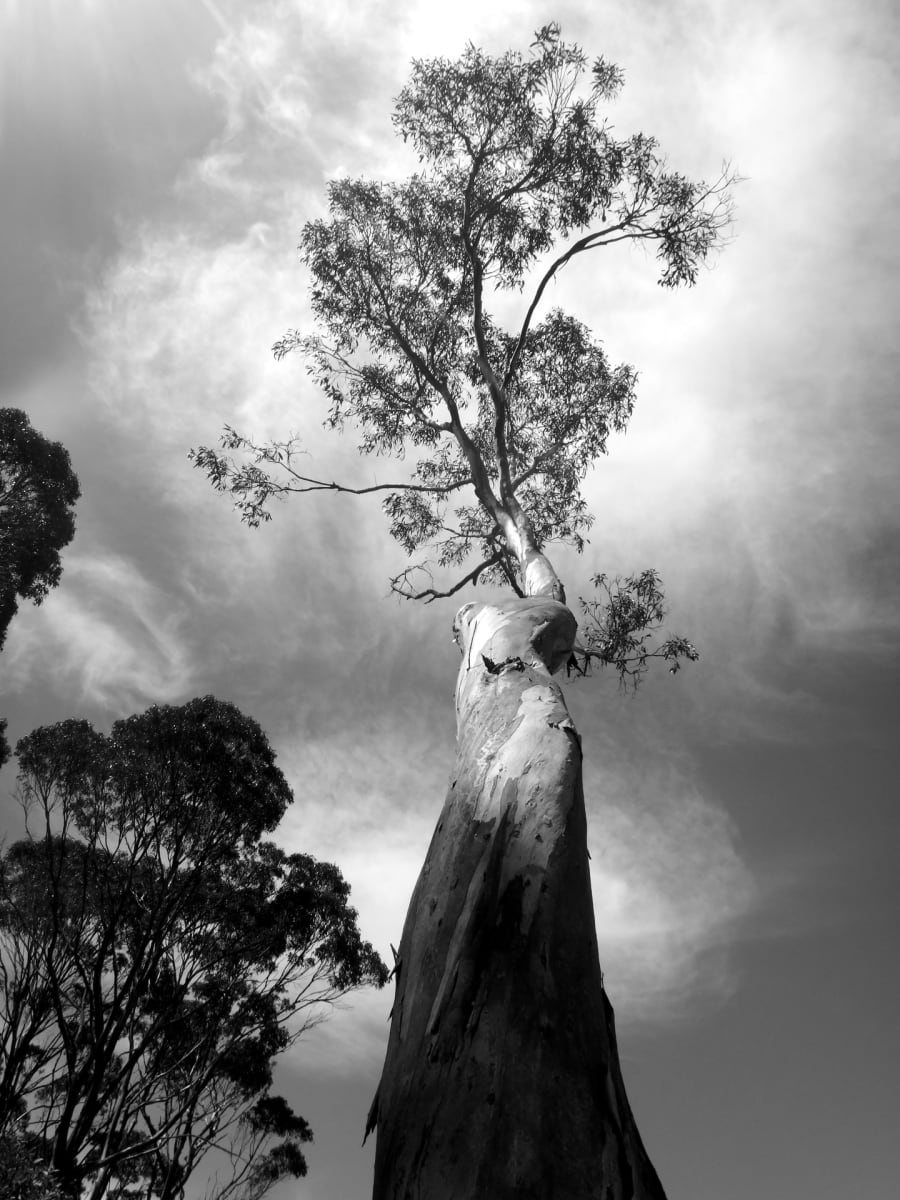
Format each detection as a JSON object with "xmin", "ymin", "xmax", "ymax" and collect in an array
[{"xmin": 369, "ymin": 597, "xmax": 667, "ymax": 1199}]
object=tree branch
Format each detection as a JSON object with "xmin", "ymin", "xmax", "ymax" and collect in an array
[
  {"xmin": 309, "ymin": 340, "xmax": 453, "ymax": 438},
  {"xmin": 261, "ymin": 474, "xmax": 467, "ymax": 499},
  {"xmin": 390, "ymin": 552, "xmax": 504, "ymax": 603},
  {"xmin": 357, "ymin": 243, "xmax": 509, "ymax": 531},
  {"xmin": 504, "ymin": 219, "xmax": 635, "ymax": 389},
  {"xmin": 461, "ymin": 180, "xmax": 515, "ymax": 506}
]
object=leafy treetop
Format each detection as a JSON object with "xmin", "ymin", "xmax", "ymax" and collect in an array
[{"xmin": 192, "ymin": 24, "xmax": 734, "ymax": 608}]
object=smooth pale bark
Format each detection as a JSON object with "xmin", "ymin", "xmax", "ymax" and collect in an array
[
  {"xmin": 368, "ymin": 596, "xmax": 667, "ymax": 1200},
  {"xmin": 496, "ymin": 507, "xmax": 567, "ymax": 604}
]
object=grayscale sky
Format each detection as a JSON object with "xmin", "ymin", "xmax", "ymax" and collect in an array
[{"xmin": 2, "ymin": 1, "xmax": 899, "ymax": 1197}]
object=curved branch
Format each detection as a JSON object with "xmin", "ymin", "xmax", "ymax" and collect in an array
[
  {"xmin": 189, "ymin": 436, "xmax": 470, "ymax": 505},
  {"xmin": 503, "ymin": 167, "xmax": 735, "ymax": 389},
  {"xmin": 390, "ymin": 553, "xmax": 504, "ymax": 603},
  {"xmin": 503, "ymin": 219, "xmax": 635, "ymax": 390}
]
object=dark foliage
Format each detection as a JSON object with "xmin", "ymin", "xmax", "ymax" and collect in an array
[
  {"xmin": 0, "ymin": 697, "xmax": 387, "ymax": 1200},
  {"xmin": 0, "ymin": 409, "xmax": 80, "ymax": 649}
]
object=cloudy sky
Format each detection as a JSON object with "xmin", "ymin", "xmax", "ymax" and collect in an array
[{"xmin": 2, "ymin": 0, "xmax": 899, "ymax": 1197}]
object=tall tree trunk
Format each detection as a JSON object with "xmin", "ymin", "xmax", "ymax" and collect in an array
[{"xmin": 368, "ymin": 596, "xmax": 667, "ymax": 1199}]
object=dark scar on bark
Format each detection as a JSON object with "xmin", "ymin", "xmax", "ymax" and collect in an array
[{"xmin": 481, "ymin": 654, "xmax": 528, "ymax": 675}]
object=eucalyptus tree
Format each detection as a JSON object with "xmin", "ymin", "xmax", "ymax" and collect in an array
[
  {"xmin": 193, "ymin": 25, "xmax": 734, "ymax": 1199},
  {"xmin": 0, "ymin": 698, "xmax": 387, "ymax": 1200}
]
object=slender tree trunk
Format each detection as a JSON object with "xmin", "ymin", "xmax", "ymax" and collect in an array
[{"xmin": 369, "ymin": 595, "xmax": 667, "ymax": 1199}]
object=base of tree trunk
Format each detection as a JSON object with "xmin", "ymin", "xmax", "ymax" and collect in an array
[{"xmin": 368, "ymin": 597, "xmax": 667, "ymax": 1200}]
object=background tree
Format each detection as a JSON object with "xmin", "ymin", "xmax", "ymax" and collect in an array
[
  {"xmin": 0, "ymin": 409, "xmax": 80, "ymax": 651},
  {"xmin": 193, "ymin": 25, "xmax": 735, "ymax": 1199},
  {"xmin": 0, "ymin": 696, "xmax": 388, "ymax": 1200},
  {"xmin": 0, "ymin": 408, "xmax": 81, "ymax": 767}
]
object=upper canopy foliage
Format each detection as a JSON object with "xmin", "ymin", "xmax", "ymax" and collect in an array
[{"xmin": 193, "ymin": 24, "xmax": 734, "ymax": 602}]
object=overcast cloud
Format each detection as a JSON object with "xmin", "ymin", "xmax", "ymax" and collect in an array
[{"xmin": 2, "ymin": 2, "xmax": 898, "ymax": 1197}]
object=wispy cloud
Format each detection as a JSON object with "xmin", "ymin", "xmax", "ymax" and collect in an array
[
  {"xmin": 586, "ymin": 760, "xmax": 755, "ymax": 1020},
  {"xmin": 551, "ymin": 0, "xmax": 900, "ymax": 740},
  {"xmin": 15, "ymin": 0, "xmax": 897, "ymax": 1037},
  {"xmin": 51, "ymin": 0, "xmax": 765, "ymax": 1028},
  {"xmin": 3, "ymin": 552, "xmax": 196, "ymax": 712},
  {"xmin": 1, "ymin": 6, "xmax": 896, "ymax": 1198}
]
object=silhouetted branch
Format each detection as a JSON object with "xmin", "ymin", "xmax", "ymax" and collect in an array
[
  {"xmin": 189, "ymin": 428, "xmax": 468, "ymax": 528},
  {"xmin": 390, "ymin": 553, "xmax": 504, "ymax": 602},
  {"xmin": 504, "ymin": 165, "xmax": 737, "ymax": 390}
]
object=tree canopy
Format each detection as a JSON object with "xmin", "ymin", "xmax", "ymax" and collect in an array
[
  {"xmin": 0, "ymin": 697, "xmax": 387, "ymax": 1200},
  {"xmin": 0, "ymin": 408, "xmax": 80, "ymax": 649},
  {"xmin": 192, "ymin": 24, "xmax": 734, "ymax": 613}
]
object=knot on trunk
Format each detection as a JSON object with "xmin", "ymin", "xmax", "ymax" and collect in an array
[{"xmin": 454, "ymin": 597, "xmax": 577, "ymax": 678}]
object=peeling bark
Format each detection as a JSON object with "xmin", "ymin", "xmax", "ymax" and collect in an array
[{"xmin": 370, "ymin": 598, "xmax": 667, "ymax": 1199}]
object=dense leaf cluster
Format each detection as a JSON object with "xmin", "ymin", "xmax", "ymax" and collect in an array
[
  {"xmin": 0, "ymin": 697, "xmax": 387, "ymax": 1200},
  {"xmin": 0, "ymin": 408, "xmax": 80, "ymax": 649}
]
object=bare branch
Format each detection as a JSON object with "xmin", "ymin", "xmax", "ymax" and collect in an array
[
  {"xmin": 390, "ymin": 552, "xmax": 504, "ymax": 602},
  {"xmin": 189, "ymin": 428, "xmax": 472, "ymax": 530}
]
